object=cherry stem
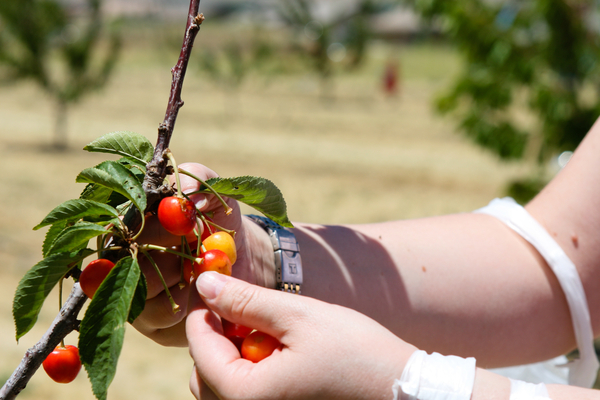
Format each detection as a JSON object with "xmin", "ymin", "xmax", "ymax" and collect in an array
[
  {"xmin": 141, "ymin": 244, "xmax": 201, "ymax": 263},
  {"xmin": 129, "ymin": 213, "xmax": 146, "ymax": 242},
  {"xmin": 208, "ymin": 219, "xmax": 235, "ymax": 236},
  {"xmin": 178, "ymin": 169, "xmax": 233, "ymax": 215},
  {"xmin": 139, "ymin": 249, "xmax": 180, "ymax": 314},
  {"xmin": 58, "ymin": 280, "xmax": 65, "ymax": 348},
  {"xmin": 166, "ymin": 150, "xmax": 183, "ymax": 198},
  {"xmin": 179, "ymin": 236, "xmax": 192, "ymax": 288}
]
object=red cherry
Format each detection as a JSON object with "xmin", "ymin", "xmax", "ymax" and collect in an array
[
  {"xmin": 42, "ymin": 345, "xmax": 81, "ymax": 383},
  {"xmin": 157, "ymin": 196, "xmax": 197, "ymax": 236},
  {"xmin": 80, "ymin": 259, "xmax": 115, "ymax": 298},
  {"xmin": 222, "ymin": 319, "xmax": 253, "ymax": 352},
  {"xmin": 197, "ymin": 249, "xmax": 232, "ymax": 277},
  {"xmin": 182, "ymin": 249, "xmax": 231, "ymax": 283},
  {"xmin": 241, "ymin": 331, "xmax": 280, "ymax": 363},
  {"xmin": 202, "ymin": 231, "xmax": 237, "ymax": 265}
]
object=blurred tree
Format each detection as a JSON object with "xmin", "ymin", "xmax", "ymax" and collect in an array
[
  {"xmin": 196, "ymin": 28, "xmax": 276, "ymax": 115},
  {"xmin": 408, "ymin": 0, "xmax": 600, "ymax": 202},
  {"xmin": 277, "ymin": 0, "xmax": 379, "ymax": 98},
  {"xmin": 0, "ymin": 0, "xmax": 121, "ymax": 150}
]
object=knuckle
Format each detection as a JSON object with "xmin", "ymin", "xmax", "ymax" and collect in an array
[{"xmin": 227, "ymin": 284, "xmax": 260, "ymax": 321}]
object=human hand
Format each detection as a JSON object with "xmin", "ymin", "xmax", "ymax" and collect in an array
[
  {"xmin": 132, "ymin": 163, "xmax": 275, "ymax": 347},
  {"xmin": 186, "ymin": 272, "xmax": 418, "ymax": 400}
]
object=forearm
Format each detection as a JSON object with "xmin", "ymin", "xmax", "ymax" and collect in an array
[
  {"xmin": 457, "ymin": 369, "xmax": 599, "ymax": 400},
  {"xmin": 292, "ymin": 215, "xmax": 574, "ymax": 368}
]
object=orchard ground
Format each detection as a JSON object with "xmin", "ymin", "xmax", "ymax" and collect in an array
[{"xmin": 0, "ymin": 26, "xmax": 537, "ymax": 399}]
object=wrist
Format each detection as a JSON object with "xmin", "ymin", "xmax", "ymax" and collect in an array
[
  {"xmin": 244, "ymin": 214, "xmax": 302, "ymax": 294},
  {"xmin": 242, "ymin": 216, "xmax": 277, "ymax": 289}
]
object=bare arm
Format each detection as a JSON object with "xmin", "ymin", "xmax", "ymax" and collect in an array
[
  {"xmin": 266, "ymin": 118, "xmax": 600, "ymax": 367},
  {"xmin": 137, "ymin": 118, "xmax": 600, "ymax": 369}
]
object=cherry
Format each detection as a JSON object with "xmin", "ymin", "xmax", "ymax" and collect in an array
[
  {"xmin": 222, "ymin": 319, "xmax": 253, "ymax": 352},
  {"xmin": 183, "ymin": 249, "xmax": 232, "ymax": 283},
  {"xmin": 241, "ymin": 331, "xmax": 281, "ymax": 363},
  {"xmin": 79, "ymin": 259, "xmax": 115, "ymax": 298},
  {"xmin": 202, "ymin": 231, "xmax": 237, "ymax": 265},
  {"xmin": 157, "ymin": 196, "xmax": 197, "ymax": 236},
  {"xmin": 198, "ymin": 249, "xmax": 232, "ymax": 277},
  {"xmin": 42, "ymin": 345, "xmax": 81, "ymax": 383}
]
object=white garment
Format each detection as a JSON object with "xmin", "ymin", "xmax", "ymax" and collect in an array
[{"xmin": 475, "ymin": 197, "xmax": 599, "ymax": 388}]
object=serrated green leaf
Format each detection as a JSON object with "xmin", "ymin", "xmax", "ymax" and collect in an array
[
  {"xmin": 79, "ymin": 257, "xmax": 141, "ymax": 400},
  {"xmin": 83, "ymin": 131, "xmax": 153, "ymax": 167},
  {"xmin": 80, "ymin": 183, "xmax": 130, "ymax": 210},
  {"xmin": 13, "ymin": 249, "xmax": 94, "ymax": 340},
  {"xmin": 203, "ymin": 176, "xmax": 293, "ymax": 227},
  {"xmin": 80, "ymin": 183, "xmax": 113, "ymax": 203},
  {"xmin": 42, "ymin": 220, "xmax": 68, "ymax": 257},
  {"xmin": 47, "ymin": 222, "xmax": 108, "ymax": 256},
  {"xmin": 127, "ymin": 273, "xmax": 147, "ymax": 324},
  {"xmin": 34, "ymin": 199, "xmax": 120, "ymax": 230},
  {"xmin": 76, "ymin": 161, "xmax": 147, "ymax": 213}
]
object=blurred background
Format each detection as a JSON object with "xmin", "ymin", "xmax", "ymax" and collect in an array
[{"xmin": 1, "ymin": 0, "xmax": 600, "ymax": 398}]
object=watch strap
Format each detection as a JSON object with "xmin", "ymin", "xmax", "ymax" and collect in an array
[{"xmin": 245, "ymin": 214, "xmax": 302, "ymax": 294}]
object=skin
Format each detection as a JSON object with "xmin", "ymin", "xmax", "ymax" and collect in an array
[{"xmin": 133, "ymin": 119, "xmax": 600, "ymax": 398}]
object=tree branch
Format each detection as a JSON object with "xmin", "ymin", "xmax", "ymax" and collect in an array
[
  {"xmin": 0, "ymin": 1, "xmax": 203, "ymax": 398},
  {"xmin": 143, "ymin": 5, "xmax": 205, "ymax": 210},
  {"xmin": 0, "ymin": 285, "xmax": 87, "ymax": 400}
]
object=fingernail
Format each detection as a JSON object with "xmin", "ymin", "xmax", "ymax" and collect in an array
[
  {"xmin": 196, "ymin": 271, "xmax": 228, "ymax": 300},
  {"xmin": 194, "ymin": 196, "xmax": 207, "ymax": 210},
  {"xmin": 187, "ymin": 194, "xmax": 207, "ymax": 210}
]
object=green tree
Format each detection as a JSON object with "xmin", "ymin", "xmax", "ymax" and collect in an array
[
  {"xmin": 0, "ymin": 0, "xmax": 121, "ymax": 150},
  {"xmin": 409, "ymin": 0, "xmax": 600, "ymax": 202}
]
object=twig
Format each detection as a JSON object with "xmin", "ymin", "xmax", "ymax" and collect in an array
[
  {"xmin": 0, "ymin": 285, "xmax": 87, "ymax": 400},
  {"xmin": 143, "ymin": 4, "xmax": 205, "ymax": 210},
  {"xmin": 0, "ymin": 1, "xmax": 203, "ymax": 398}
]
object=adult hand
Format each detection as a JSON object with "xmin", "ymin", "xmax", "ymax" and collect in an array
[
  {"xmin": 132, "ymin": 163, "xmax": 275, "ymax": 346},
  {"xmin": 187, "ymin": 272, "xmax": 418, "ymax": 400}
]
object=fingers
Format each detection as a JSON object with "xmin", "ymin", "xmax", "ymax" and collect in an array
[
  {"xmin": 133, "ymin": 318, "xmax": 188, "ymax": 347},
  {"xmin": 176, "ymin": 163, "xmax": 219, "ymax": 193},
  {"xmin": 134, "ymin": 284, "xmax": 191, "ymax": 330},
  {"xmin": 194, "ymin": 272, "xmax": 307, "ymax": 339},
  {"xmin": 186, "ymin": 296, "xmax": 246, "ymax": 395},
  {"xmin": 138, "ymin": 250, "xmax": 181, "ymax": 299},
  {"xmin": 189, "ymin": 366, "xmax": 220, "ymax": 400}
]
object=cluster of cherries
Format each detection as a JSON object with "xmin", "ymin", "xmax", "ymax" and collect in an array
[{"xmin": 43, "ymin": 195, "xmax": 280, "ymax": 384}]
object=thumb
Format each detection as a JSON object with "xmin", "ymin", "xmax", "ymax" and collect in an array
[{"xmin": 195, "ymin": 271, "xmax": 299, "ymax": 337}]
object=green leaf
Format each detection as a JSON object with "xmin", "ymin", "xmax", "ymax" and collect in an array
[
  {"xmin": 203, "ymin": 176, "xmax": 293, "ymax": 227},
  {"xmin": 83, "ymin": 131, "xmax": 154, "ymax": 167},
  {"xmin": 80, "ymin": 183, "xmax": 113, "ymax": 203},
  {"xmin": 79, "ymin": 257, "xmax": 141, "ymax": 400},
  {"xmin": 42, "ymin": 220, "xmax": 68, "ymax": 258},
  {"xmin": 34, "ymin": 199, "xmax": 120, "ymax": 230},
  {"xmin": 46, "ymin": 222, "xmax": 108, "ymax": 256},
  {"xmin": 117, "ymin": 157, "xmax": 147, "ymax": 180},
  {"xmin": 13, "ymin": 249, "xmax": 94, "ymax": 340},
  {"xmin": 76, "ymin": 161, "xmax": 147, "ymax": 213},
  {"xmin": 127, "ymin": 273, "xmax": 147, "ymax": 324}
]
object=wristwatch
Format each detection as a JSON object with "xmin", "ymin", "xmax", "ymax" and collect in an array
[{"xmin": 245, "ymin": 214, "xmax": 302, "ymax": 294}]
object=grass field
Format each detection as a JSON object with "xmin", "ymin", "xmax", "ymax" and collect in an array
[{"xmin": 0, "ymin": 22, "xmax": 533, "ymax": 399}]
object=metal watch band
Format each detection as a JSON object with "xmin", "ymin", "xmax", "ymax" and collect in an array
[{"xmin": 245, "ymin": 214, "xmax": 302, "ymax": 294}]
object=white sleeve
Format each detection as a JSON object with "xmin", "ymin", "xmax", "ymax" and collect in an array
[{"xmin": 475, "ymin": 197, "xmax": 599, "ymax": 388}]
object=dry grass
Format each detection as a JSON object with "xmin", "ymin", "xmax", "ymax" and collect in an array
[{"xmin": 0, "ymin": 26, "xmax": 530, "ymax": 399}]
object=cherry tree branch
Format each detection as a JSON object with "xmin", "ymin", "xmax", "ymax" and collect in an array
[
  {"xmin": 143, "ymin": 2, "xmax": 205, "ymax": 210},
  {"xmin": 0, "ymin": 1, "xmax": 203, "ymax": 398},
  {"xmin": 0, "ymin": 286, "xmax": 87, "ymax": 400}
]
